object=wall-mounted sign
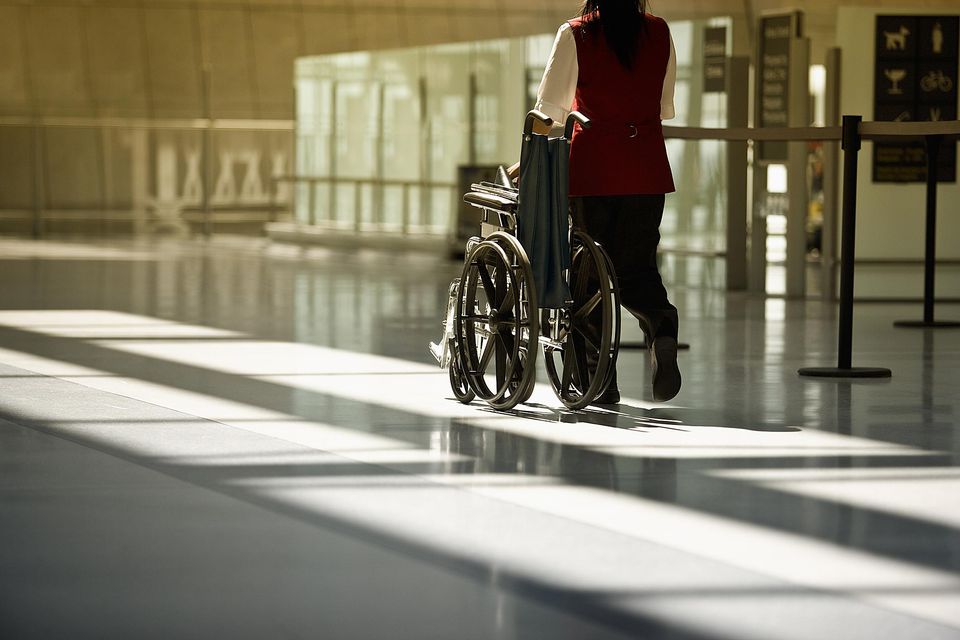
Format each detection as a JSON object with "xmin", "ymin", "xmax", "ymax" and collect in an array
[
  {"xmin": 756, "ymin": 12, "xmax": 803, "ymax": 162},
  {"xmin": 703, "ymin": 26, "xmax": 727, "ymax": 93},
  {"xmin": 873, "ymin": 15, "xmax": 958, "ymax": 183}
]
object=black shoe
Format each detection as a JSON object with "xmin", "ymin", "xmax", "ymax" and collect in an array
[
  {"xmin": 651, "ymin": 336, "xmax": 681, "ymax": 402},
  {"xmin": 592, "ymin": 387, "xmax": 621, "ymax": 405}
]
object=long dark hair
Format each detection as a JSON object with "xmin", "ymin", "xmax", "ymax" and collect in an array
[{"xmin": 579, "ymin": 0, "xmax": 648, "ymax": 69}]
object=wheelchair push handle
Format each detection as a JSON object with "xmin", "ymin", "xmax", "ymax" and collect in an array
[
  {"xmin": 496, "ymin": 165, "xmax": 512, "ymax": 188},
  {"xmin": 564, "ymin": 111, "xmax": 591, "ymax": 140},
  {"xmin": 523, "ymin": 110, "xmax": 553, "ymax": 136}
]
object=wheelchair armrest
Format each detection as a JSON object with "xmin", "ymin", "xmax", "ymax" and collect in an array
[{"xmin": 463, "ymin": 191, "xmax": 517, "ymax": 214}]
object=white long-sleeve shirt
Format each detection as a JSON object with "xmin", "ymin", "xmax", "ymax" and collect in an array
[{"xmin": 535, "ymin": 22, "xmax": 677, "ymax": 125}]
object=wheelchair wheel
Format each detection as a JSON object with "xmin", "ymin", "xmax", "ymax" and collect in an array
[
  {"xmin": 454, "ymin": 233, "xmax": 539, "ymax": 411},
  {"xmin": 485, "ymin": 233, "xmax": 540, "ymax": 409},
  {"xmin": 448, "ymin": 347, "xmax": 475, "ymax": 404},
  {"xmin": 543, "ymin": 230, "xmax": 620, "ymax": 410},
  {"xmin": 597, "ymin": 240, "xmax": 621, "ymax": 394},
  {"xmin": 510, "ymin": 346, "xmax": 536, "ymax": 405}
]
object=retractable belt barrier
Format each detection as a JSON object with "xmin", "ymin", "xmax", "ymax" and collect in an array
[
  {"xmin": 661, "ymin": 118, "xmax": 960, "ymax": 379},
  {"xmin": 662, "ymin": 120, "xmax": 960, "ymax": 141}
]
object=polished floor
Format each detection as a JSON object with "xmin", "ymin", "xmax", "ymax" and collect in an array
[{"xmin": 0, "ymin": 236, "xmax": 958, "ymax": 639}]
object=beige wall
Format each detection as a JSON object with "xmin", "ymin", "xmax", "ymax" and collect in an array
[
  {"xmin": 0, "ymin": 1, "xmax": 585, "ymax": 120},
  {"xmin": 7, "ymin": 0, "xmax": 960, "ymax": 119},
  {"xmin": 3, "ymin": 0, "xmax": 960, "ymax": 234},
  {"xmin": 0, "ymin": 1, "xmax": 584, "ymax": 226}
]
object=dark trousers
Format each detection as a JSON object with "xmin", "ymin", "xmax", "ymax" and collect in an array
[{"xmin": 570, "ymin": 194, "xmax": 678, "ymax": 342}]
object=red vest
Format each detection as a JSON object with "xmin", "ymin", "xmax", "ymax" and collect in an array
[{"xmin": 568, "ymin": 13, "xmax": 675, "ymax": 196}]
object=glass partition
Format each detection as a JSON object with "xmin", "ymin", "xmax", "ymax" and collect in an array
[
  {"xmin": 659, "ymin": 19, "xmax": 733, "ymax": 289},
  {"xmin": 295, "ymin": 39, "xmax": 527, "ymax": 237},
  {"xmin": 295, "ymin": 18, "xmax": 733, "ymax": 285}
]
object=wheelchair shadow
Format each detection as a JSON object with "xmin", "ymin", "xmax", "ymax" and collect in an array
[{"xmin": 493, "ymin": 401, "xmax": 802, "ymax": 434}]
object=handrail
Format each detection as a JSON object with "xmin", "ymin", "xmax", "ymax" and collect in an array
[
  {"xmin": 0, "ymin": 115, "xmax": 295, "ymax": 131},
  {"xmin": 271, "ymin": 174, "xmax": 458, "ymax": 232},
  {"xmin": 273, "ymin": 175, "xmax": 456, "ymax": 189}
]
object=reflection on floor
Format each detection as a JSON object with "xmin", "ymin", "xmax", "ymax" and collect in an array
[{"xmin": 0, "ymin": 236, "xmax": 958, "ymax": 639}]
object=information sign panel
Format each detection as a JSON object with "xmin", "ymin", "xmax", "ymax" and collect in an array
[
  {"xmin": 703, "ymin": 27, "xmax": 727, "ymax": 93},
  {"xmin": 757, "ymin": 12, "xmax": 802, "ymax": 161},
  {"xmin": 873, "ymin": 15, "xmax": 958, "ymax": 183}
]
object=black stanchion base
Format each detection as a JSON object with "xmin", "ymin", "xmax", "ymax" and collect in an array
[
  {"xmin": 893, "ymin": 320, "xmax": 960, "ymax": 328},
  {"xmin": 619, "ymin": 341, "xmax": 691, "ymax": 350},
  {"xmin": 798, "ymin": 367, "xmax": 892, "ymax": 379}
]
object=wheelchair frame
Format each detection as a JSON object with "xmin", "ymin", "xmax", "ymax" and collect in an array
[{"xmin": 430, "ymin": 111, "xmax": 621, "ymax": 411}]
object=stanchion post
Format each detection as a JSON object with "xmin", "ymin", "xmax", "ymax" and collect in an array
[
  {"xmin": 893, "ymin": 134, "xmax": 960, "ymax": 328},
  {"xmin": 799, "ymin": 115, "xmax": 891, "ymax": 379},
  {"xmin": 836, "ymin": 115, "xmax": 860, "ymax": 370},
  {"xmin": 923, "ymin": 135, "xmax": 939, "ymax": 324}
]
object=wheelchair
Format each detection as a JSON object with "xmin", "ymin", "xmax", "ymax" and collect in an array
[{"xmin": 430, "ymin": 111, "xmax": 621, "ymax": 411}]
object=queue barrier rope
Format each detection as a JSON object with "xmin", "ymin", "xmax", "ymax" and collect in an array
[
  {"xmin": 664, "ymin": 118, "xmax": 960, "ymax": 378},
  {"xmin": 6, "ymin": 114, "xmax": 957, "ymax": 367},
  {"xmin": 661, "ymin": 119, "xmax": 960, "ymax": 142}
]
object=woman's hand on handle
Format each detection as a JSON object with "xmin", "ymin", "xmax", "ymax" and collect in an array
[{"xmin": 507, "ymin": 161, "xmax": 520, "ymax": 185}]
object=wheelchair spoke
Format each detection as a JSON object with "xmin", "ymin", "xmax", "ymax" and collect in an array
[
  {"xmin": 572, "ymin": 291, "xmax": 602, "ymax": 323},
  {"xmin": 560, "ymin": 346, "xmax": 575, "ymax": 392},
  {"xmin": 571, "ymin": 265, "xmax": 588, "ymax": 300},
  {"xmin": 477, "ymin": 263, "xmax": 497, "ymax": 302},
  {"xmin": 495, "ymin": 334, "xmax": 507, "ymax": 390},
  {"xmin": 478, "ymin": 336, "xmax": 497, "ymax": 373},
  {"xmin": 571, "ymin": 260, "xmax": 594, "ymax": 302},
  {"xmin": 498, "ymin": 286, "xmax": 517, "ymax": 316},
  {"xmin": 500, "ymin": 329, "xmax": 516, "ymax": 358},
  {"xmin": 572, "ymin": 332, "xmax": 590, "ymax": 391},
  {"xmin": 574, "ymin": 323, "xmax": 600, "ymax": 352},
  {"xmin": 462, "ymin": 313, "xmax": 490, "ymax": 324}
]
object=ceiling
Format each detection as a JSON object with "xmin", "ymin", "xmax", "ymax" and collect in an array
[{"xmin": 1, "ymin": 0, "xmax": 958, "ymax": 119}]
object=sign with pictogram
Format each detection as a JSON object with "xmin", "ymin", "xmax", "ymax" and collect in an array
[
  {"xmin": 756, "ymin": 12, "xmax": 802, "ymax": 162},
  {"xmin": 703, "ymin": 27, "xmax": 727, "ymax": 93},
  {"xmin": 873, "ymin": 15, "xmax": 958, "ymax": 183}
]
